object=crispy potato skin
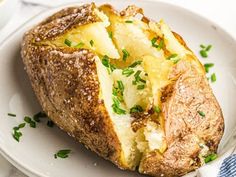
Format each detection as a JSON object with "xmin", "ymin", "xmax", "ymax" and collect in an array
[
  {"xmin": 21, "ymin": 4, "xmax": 124, "ymax": 169},
  {"xmin": 21, "ymin": 3, "xmax": 224, "ymax": 177},
  {"xmin": 139, "ymin": 41, "xmax": 224, "ymax": 177},
  {"xmin": 140, "ymin": 63, "xmax": 224, "ymax": 177}
]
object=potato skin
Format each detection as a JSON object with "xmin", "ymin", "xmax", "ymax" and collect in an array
[
  {"xmin": 140, "ymin": 63, "xmax": 224, "ymax": 177},
  {"xmin": 139, "ymin": 38, "xmax": 224, "ymax": 177},
  {"xmin": 21, "ymin": 3, "xmax": 224, "ymax": 177},
  {"xmin": 21, "ymin": 4, "xmax": 125, "ymax": 169}
]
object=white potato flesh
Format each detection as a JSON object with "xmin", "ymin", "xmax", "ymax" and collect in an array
[
  {"xmin": 95, "ymin": 57, "xmax": 140, "ymax": 168},
  {"xmin": 109, "ymin": 16, "xmax": 164, "ymax": 65},
  {"xmin": 112, "ymin": 66, "xmax": 152, "ymax": 110}
]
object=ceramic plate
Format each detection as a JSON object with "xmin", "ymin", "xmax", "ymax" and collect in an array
[{"xmin": 0, "ymin": 0, "xmax": 236, "ymax": 177}]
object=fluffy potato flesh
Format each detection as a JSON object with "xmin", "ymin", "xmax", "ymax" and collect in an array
[{"xmin": 24, "ymin": 4, "xmax": 223, "ymax": 177}]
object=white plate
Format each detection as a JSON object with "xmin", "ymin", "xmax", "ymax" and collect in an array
[{"xmin": 0, "ymin": 0, "xmax": 236, "ymax": 177}]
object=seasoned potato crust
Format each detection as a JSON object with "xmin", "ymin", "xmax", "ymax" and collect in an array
[
  {"xmin": 21, "ymin": 3, "xmax": 224, "ymax": 177},
  {"xmin": 21, "ymin": 3, "xmax": 124, "ymax": 168}
]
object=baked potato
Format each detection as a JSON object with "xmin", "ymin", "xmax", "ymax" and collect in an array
[{"xmin": 21, "ymin": 3, "xmax": 224, "ymax": 177}]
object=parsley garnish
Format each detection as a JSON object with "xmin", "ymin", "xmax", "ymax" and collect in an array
[
  {"xmin": 137, "ymin": 85, "xmax": 145, "ymax": 90},
  {"xmin": 101, "ymin": 55, "xmax": 116, "ymax": 74},
  {"xmin": 130, "ymin": 105, "xmax": 143, "ymax": 113},
  {"xmin": 166, "ymin": 54, "xmax": 179, "ymax": 64},
  {"xmin": 33, "ymin": 111, "xmax": 47, "ymax": 122},
  {"xmin": 199, "ymin": 44, "xmax": 212, "ymax": 58},
  {"xmin": 198, "ymin": 111, "xmax": 205, "ymax": 117},
  {"xmin": 12, "ymin": 123, "xmax": 26, "ymax": 142},
  {"xmin": 90, "ymin": 40, "xmax": 94, "ymax": 47},
  {"xmin": 129, "ymin": 61, "xmax": 142, "ymax": 68},
  {"xmin": 166, "ymin": 54, "xmax": 178, "ymax": 60},
  {"xmin": 151, "ymin": 38, "xmax": 164, "ymax": 50},
  {"xmin": 133, "ymin": 70, "xmax": 142, "ymax": 83},
  {"xmin": 154, "ymin": 106, "xmax": 161, "ymax": 113},
  {"xmin": 117, "ymin": 80, "xmax": 124, "ymax": 94},
  {"xmin": 158, "ymin": 39, "xmax": 164, "ymax": 50},
  {"xmin": 151, "ymin": 38, "xmax": 158, "ymax": 48},
  {"xmin": 54, "ymin": 149, "xmax": 71, "ymax": 159},
  {"xmin": 206, "ymin": 45, "xmax": 212, "ymax": 51},
  {"xmin": 204, "ymin": 63, "xmax": 214, "ymax": 73},
  {"xmin": 125, "ymin": 20, "xmax": 133, "ymax": 23},
  {"xmin": 122, "ymin": 68, "xmax": 134, "ymax": 77},
  {"xmin": 122, "ymin": 49, "xmax": 130, "ymax": 61},
  {"xmin": 108, "ymin": 31, "xmax": 113, "ymax": 39},
  {"xmin": 200, "ymin": 50, "xmax": 208, "ymax": 58},
  {"xmin": 113, "ymin": 81, "xmax": 124, "ymax": 102},
  {"xmin": 204, "ymin": 153, "xmax": 217, "ymax": 163},
  {"xmin": 211, "ymin": 73, "xmax": 216, "ymax": 82},
  {"xmin": 75, "ymin": 42, "xmax": 84, "ymax": 48},
  {"xmin": 8, "ymin": 113, "xmax": 16, "ymax": 117},
  {"xmin": 24, "ymin": 116, "xmax": 36, "ymax": 128},
  {"xmin": 13, "ymin": 131, "xmax": 22, "ymax": 142},
  {"xmin": 112, "ymin": 97, "xmax": 126, "ymax": 115},
  {"xmin": 64, "ymin": 39, "xmax": 72, "ymax": 47},
  {"xmin": 132, "ymin": 70, "xmax": 146, "ymax": 89}
]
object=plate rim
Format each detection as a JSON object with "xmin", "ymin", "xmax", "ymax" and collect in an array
[{"xmin": 1, "ymin": 0, "xmax": 236, "ymax": 176}]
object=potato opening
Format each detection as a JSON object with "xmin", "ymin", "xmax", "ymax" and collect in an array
[{"xmin": 46, "ymin": 5, "xmax": 199, "ymax": 170}]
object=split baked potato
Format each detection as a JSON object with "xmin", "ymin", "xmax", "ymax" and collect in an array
[{"xmin": 21, "ymin": 3, "xmax": 224, "ymax": 177}]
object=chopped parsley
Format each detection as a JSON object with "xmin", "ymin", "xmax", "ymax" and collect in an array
[
  {"xmin": 101, "ymin": 55, "xmax": 116, "ymax": 74},
  {"xmin": 102, "ymin": 55, "xmax": 109, "ymax": 67},
  {"xmin": 24, "ymin": 116, "xmax": 36, "ymax": 128},
  {"xmin": 198, "ymin": 111, "xmax": 205, "ymax": 117},
  {"xmin": 200, "ymin": 50, "xmax": 208, "ymax": 58},
  {"xmin": 200, "ymin": 44, "xmax": 206, "ymax": 49},
  {"xmin": 204, "ymin": 153, "xmax": 217, "ymax": 163},
  {"xmin": 125, "ymin": 20, "xmax": 133, "ymax": 23},
  {"xmin": 132, "ymin": 70, "xmax": 147, "ymax": 89},
  {"xmin": 199, "ymin": 44, "xmax": 212, "ymax": 58},
  {"xmin": 122, "ymin": 49, "xmax": 130, "ymax": 61},
  {"xmin": 112, "ymin": 97, "xmax": 126, "ymax": 115},
  {"xmin": 130, "ymin": 105, "xmax": 144, "ymax": 113},
  {"xmin": 13, "ymin": 131, "xmax": 22, "ymax": 142},
  {"xmin": 113, "ymin": 81, "xmax": 124, "ymax": 102},
  {"xmin": 137, "ymin": 85, "xmax": 145, "ymax": 90},
  {"xmin": 54, "ymin": 149, "xmax": 71, "ymax": 159},
  {"xmin": 211, "ymin": 73, "xmax": 216, "ymax": 82},
  {"xmin": 166, "ymin": 54, "xmax": 180, "ymax": 64},
  {"xmin": 89, "ymin": 40, "xmax": 94, "ymax": 47},
  {"xmin": 112, "ymin": 87, "xmax": 118, "ymax": 96},
  {"xmin": 206, "ymin": 45, "xmax": 212, "ymax": 51},
  {"xmin": 158, "ymin": 39, "xmax": 164, "ymax": 50},
  {"xmin": 151, "ymin": 38, "xmax": 164, "ymax": 50},
  {"xmin": 154, "ymin": 106, "xmax": 161, "ymax": 113},
  {"xmin": 122, "ymin": 68, "xmax": 134, "ymax": 77},
  {"xmin": 166, "ymin": 54, "xmax": 178, "ymax": 60},
  {"xmin": 12, "ymin": 123, "xmax": 26, "ymax": 142},
  {"xmin": 108, "ymin": 31, "xmax": 113, "ymax": 39},
  {"xmin": 129, "ymin": 61, "xmax": 142, "ymax": 68},
  {"xmin": 33, "ymin": 111, "xmax": 47, "ymax": 122},
  {"xmin": 64, "ymin": 39, "xmax": 72, "ymax": 47},
  {"xmin": 133, "ymin": 70, "xmax": 142, "ymax": 84},
  {"xmin": 75, "ymin": 42, "xmax": 84, "ymax": 48},
  {"xmin": 204, "ymin": 63, "xmax": 214, "ymax": 73},
  {"xmin": 8, "ymin": 113, "xmax": 16, "ymax": 117},
  {"xmin": 18, "ymin": 123, "xmax": 26, "ymax": 128},
  {"xmin": 117, "ymin": 80, "xmax": 124, "ymax": 94},
  {"xmin": 151, "ymin": 38, "xmax": 158, "ymax": 48}
]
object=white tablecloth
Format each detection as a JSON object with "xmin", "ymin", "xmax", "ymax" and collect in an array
[{"xmin": 0, "ymin": 0, "xmax": 235, "ymax": 177}]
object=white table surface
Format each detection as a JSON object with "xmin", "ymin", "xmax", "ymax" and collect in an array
[{"xmin": 0, "ymin": 0, "xmax": 235, "ymax": 176}]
